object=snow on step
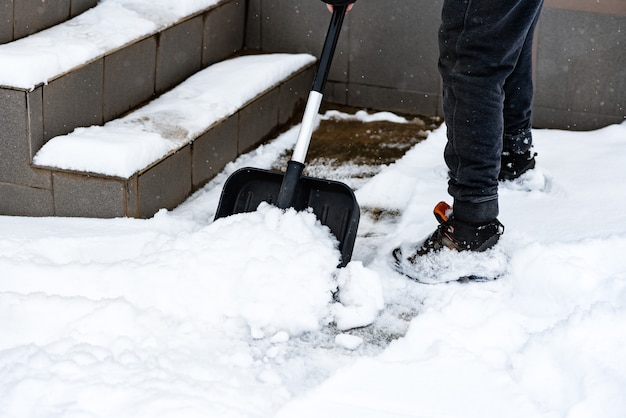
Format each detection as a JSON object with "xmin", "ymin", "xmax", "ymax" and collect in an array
[
  {"xmin": 33, "ymin": 53, "xmax": 316, "ymax": 178},
  {"xmin": 0, "ymin": 0, "xmax": 221, "ymax": 89}
]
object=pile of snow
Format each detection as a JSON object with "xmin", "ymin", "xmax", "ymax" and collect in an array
[
  {"xmin": 2, "ymin": 113, "xmax": 626, "ymax": 417},
  {"xmin": 0, "ymin": 0, "xmax": 222, "ymax": 89}
]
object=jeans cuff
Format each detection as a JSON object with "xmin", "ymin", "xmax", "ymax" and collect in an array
[{"xmin": 453, "ymin": 198, "xmax": 499, "ymax": 224}]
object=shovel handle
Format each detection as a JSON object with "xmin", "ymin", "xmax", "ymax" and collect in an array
[
  {"xmin": 312, "ymin": 5, "xmax": 347, "ymax": 94},
  {"xmin": 278, "ymin": 5, "xmax": 348, "ymax": 208},
  {"xmin": 291, "ymin": 5, "xmax": 347, "ymax": 164}
]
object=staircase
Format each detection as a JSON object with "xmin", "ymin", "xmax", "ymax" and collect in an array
[{"xmin": 0, "ymin": 0, "xmax": 316, "ymax": 218}]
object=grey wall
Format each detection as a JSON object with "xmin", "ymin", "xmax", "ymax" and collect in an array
[
  {"xmin": 534, "ymin": 7, "xmax": 626, "ymax": 130},
  {"xmin": 247, "ymin": 0, "xmax": 625, "ymax": 131}
]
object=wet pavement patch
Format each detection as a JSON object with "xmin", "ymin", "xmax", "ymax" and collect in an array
[{"xmin": 275, "ymin": 104, "xmax": 442, "ymax": 184}]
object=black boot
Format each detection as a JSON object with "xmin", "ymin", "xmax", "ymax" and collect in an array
[
  {"xmin": 393, "ymin": 201, "xmax": 504, "ymax": 265},
  {"xmin": 499, "ymin": 149, "xmax": 537, "ymax": 181}
]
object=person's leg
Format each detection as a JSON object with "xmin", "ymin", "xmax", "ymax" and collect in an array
[
  {"xmin": 502, "ymin": 10, "xmax": 541, "ymax": 150},
  {"xmin": 499, "ymin": 10, "xmax": 543, "ymax": 179},
  {"xmin": 439, "ymin": 0, "xmax": 544, "ymax": 223}
]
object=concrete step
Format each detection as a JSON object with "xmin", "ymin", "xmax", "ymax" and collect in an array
[
  {"xmin": 1, "ymin": 0, "xmax": 244, "ymax": 139},
  {"xmin": 0, "ymin": 0, "xmax": 257, "ymax": 217},
  {"xmin": 1, "ymin": 0, "xmax": 99, "ymax": 44},
  {"xmin": 29, "ymin": 53, "xmax": 315, "ymax": 218}
]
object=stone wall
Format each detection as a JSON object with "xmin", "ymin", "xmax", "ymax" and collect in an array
[{"xmin": 247, "ymin": 0, "xmax": 625, "ymax": 130}]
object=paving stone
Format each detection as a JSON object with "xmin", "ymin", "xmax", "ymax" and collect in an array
[
  {"xmin": 43, "ymin": 59, "xmax": 104, "ymax": 141},
  {"xmin": 13, "ymin": 0, "xmax": 70, "ymax": 39},
  {"xmin": 155, "ymin": 16, "xmax": 203, "ymax": 94},
  {"xmin": 137, "ymin": 145, "xmax": 192, "ymax": 218},
  {"xmin": 53, "ymin": 171, "xmax": 128, "ymax": 218},
  {"xmin": 1, "ymin": 89, "xmax": 29, "ymax": 186},
  {"xmin": 104, "ymin": 36, "xmax": 157, "ymax": 121},
  {"xmin": 0, "ymin": 87, "xmax": 50, "ymax": 189},
  {"xmin": 125, "ymin": 176, "xmax": 140, "ymax": 218},
  {"xmin": 192, "ymin": 116, "xmax": 238, "ymax": 189},
  {"xmin": 26, "ymin": 86, "xmax": 45, "ymax": 161},
  {"xmin": 0, "ymin": 183, "xmax": 54, "ymax": 216},
  {"xmin": 244, "ymin": 0, "xmax": 262, "ymax": 50},
  {"xmin": 71, "ymin": 0, "xmax": 98, "ymax": 16},
  {"xmin": 203, "ymin": 0, "xmax": 245, "ymax": 66},
  {"xmin": 238, "ymin": 88, "xmax": 279, "ymax": 153},
  {"xmin": 0, "ymin": 0, "xmax": 12, "ymax": 44},
  {"xmin": 279, "ymin": 66, "xmax": 314, "ymax": 126}
]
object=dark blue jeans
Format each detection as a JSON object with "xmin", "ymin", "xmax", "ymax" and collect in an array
[{"xmin": 439, "ymin": 0, "xmax": 543, "ymax": 223}]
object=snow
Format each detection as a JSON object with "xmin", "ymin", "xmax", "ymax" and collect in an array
[
  {"xmin": 2, "ymin": 113, "xmax": 626, "ymax": 417},
  {"xmin": 2, "ymin": 1, "xmax": 626, "ymax": 415},
  {"xmin": 33, "ymin": 53, "xmax": 316, "ymax": 177}
]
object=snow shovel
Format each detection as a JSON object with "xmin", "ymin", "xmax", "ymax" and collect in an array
[{"xmin": 214, "ymin": 3, "xmax": 359, "ymax": 267}]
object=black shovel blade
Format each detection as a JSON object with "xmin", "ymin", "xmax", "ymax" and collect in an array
[{"xmin": 214, "ymin": 167, "xmax": 360, "ymax": 267}]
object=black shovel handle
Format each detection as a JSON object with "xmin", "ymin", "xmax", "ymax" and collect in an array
[
  {"xmin": 276, "ymin": 4, "xmax": 348, "ymax": 209},
  {"xmin": 312, "ymin": 4, "xmax": 348, "ymax": 94}
]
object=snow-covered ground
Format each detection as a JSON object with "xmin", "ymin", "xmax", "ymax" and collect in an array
[
  {"xmin": 1, "ymin": 0, "xmax": 625, "ymax": 415},
  {"xmin": 1, "ymin": 113, "xmax": 625, "ymax": 417}
]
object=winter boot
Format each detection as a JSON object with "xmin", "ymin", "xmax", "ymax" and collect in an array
[
  {"xmin": 393, "ymin": 202, "xmax": 504, "ymax": 265},
  {"xmin": 499, "ymin": 149, "xmax": 537, "ymax": 181}
]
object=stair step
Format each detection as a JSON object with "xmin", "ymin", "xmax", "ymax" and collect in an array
[
  {"xmin": 1, "ymin": 0, "xmax": 98, "ymax": 44},
  {"xmin": 0, "ymin": 0, "xmax": 243, "ymax": 148},
  {"xmin": 33, "ymin": 53, "xmax": 315, "ymax": 178},
  {"xmin": 0, "ymin": 0, "xmax": 251, "ymax": 217},
  {"xmin": 0, "ymin": 0, "xmax": 224, "ymax": 90},
  {"xmin": 31, "ymin": 53, "xmax": 316, "ymax": 218}
]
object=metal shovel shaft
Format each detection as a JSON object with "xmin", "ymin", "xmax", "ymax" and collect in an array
[{"xmin": 276, "ymin": 5, "xmax": 347, "ymax": 208}]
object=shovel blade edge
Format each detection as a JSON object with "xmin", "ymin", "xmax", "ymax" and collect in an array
[{"xmin": 215, "ymin": 167, "xmax": 359, "ymax": 267}]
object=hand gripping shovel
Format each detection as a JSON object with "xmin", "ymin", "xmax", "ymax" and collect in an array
[{"xmin": 214, "ymin": 3, "xmax": 359, "ymax": 267}]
